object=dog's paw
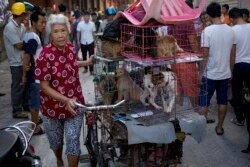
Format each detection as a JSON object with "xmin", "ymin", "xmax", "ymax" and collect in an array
[{"xmin": 154, "ymin": 105, "xmax": 162, "ymax": 110}]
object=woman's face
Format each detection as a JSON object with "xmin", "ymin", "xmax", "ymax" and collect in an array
[{"xmin": 51, "ymin": 24, "xmax": 68, "ymax": 49}]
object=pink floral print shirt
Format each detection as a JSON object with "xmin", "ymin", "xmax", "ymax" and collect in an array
[{"xmin": 35, "ymin": 42, "xmax": 85, "ymax": 119}]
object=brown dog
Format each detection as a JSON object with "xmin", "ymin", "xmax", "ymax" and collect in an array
[
  {"xmin": 101, "ymin": 40, "xmax": 121, "ymax": 59},
  {"xmin": 157, "ymin": 35, "xmax": 183, "ymax": 57}
]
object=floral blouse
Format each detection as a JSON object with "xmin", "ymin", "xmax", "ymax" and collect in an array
[{"xmin": 35, "ymin": 42, "xmax": 85, "ymax": 119}]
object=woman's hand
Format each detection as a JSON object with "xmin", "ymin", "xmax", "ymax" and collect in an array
[
  {"xmin": 89, "ymin": 55, "xmax": 96, "ymax": 64},
  {"xmin": 66, "ymin": 99, "xmax": 77, "ymax": 116}
]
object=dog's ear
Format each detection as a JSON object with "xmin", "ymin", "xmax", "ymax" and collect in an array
[
  {"xmin": 115, "ymin": 68, "xmax": 123, "ymax": 77},
  {"xmin": 144, "ymin": 66, "xmax": 151, "ymax": 74}
]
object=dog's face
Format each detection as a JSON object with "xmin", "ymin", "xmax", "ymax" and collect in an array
[
  {"xmin": 151, "ymin": 73, "xmax": 165, "ymax": 85},
  {"xmin": 157, "ymin": 35, "xmax": 183, "ymax": 57},
  {"xmin": 116, "ymin": 68, "xmax": 125, "ymax": 78}
]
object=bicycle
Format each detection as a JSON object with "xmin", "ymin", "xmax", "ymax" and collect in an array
[
  {"xmin": 75, "ymin": 100, "xmax": 126, "ymax": 167},
  {"xmin": 0, "ymin": 121, "xmax": 41, "ymax": 167}
]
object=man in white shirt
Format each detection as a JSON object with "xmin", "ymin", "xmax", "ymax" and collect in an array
[
  {"xmin": 229, "ymin": 7, "xmax": 250, "ymax": 153},
  {"xmin": 3, "ymin": 2, "xmax": 30, "ymax": 118},
  {"xmin": 199, "ymin": 2, "xmax": 235, "ymax": 135},
  {"xmin": 77, "ymin": 11, "xmax": 96, "ymax": 74}
]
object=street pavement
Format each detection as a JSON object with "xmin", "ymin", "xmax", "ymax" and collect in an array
[{"xmin": 0, "ymin": 58, "xmax": 250, "ymax": 167}]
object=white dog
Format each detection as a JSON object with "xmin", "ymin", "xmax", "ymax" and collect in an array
[{"xmin": 140, "ymin": 69, "xmax": 176, "ymax": 113}]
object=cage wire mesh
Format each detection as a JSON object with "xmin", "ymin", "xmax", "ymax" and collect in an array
[
  {"xmin": 92, "ymin": 21, "xmax": 208, "ymax": 166},
  {"xmin": 94, "ymin": 22, "xmax": 207, "ymax": 125},
  {"xmin": 120, "ymin": 23, "xmax": 207, "ymax": 123}
]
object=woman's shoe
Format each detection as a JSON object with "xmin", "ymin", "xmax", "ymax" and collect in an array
[
  {"xmin": 37, "ymin": 117, "xmax": 43, "ymax": 125},
  {"xmin": 33, "ymin": 125, "xmax": 44, "ymax": 135},
  {"xmin": 215, "ymin": 126, "xmax": 224, "ymax": 135},
  {"xmin": 206, "ymin": 118, "xmax": 215, "ymax": 124}
]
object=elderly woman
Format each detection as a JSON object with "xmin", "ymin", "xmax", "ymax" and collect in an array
[{"xmin": 35, "ymin": 14, "xmax": 93, "ymax": 167}]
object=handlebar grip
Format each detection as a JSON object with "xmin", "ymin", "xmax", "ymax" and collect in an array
[{"xmin": 75, "ymin": 100, "xmax": 125, "ymax": 111}]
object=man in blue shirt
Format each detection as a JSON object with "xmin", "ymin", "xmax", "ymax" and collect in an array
[{"xmin": 22, "ymin": 10, "xmax": 46, "ymax": 134}]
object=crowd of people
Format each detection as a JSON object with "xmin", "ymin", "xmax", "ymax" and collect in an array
[{"xmin": 1, "ymin": 0, "xmax": 250, "ymax": 166}]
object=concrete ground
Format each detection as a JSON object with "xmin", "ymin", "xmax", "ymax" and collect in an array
[{"xmin": 0, "ymin": 58, "xmax": 250, "ymax": 167}]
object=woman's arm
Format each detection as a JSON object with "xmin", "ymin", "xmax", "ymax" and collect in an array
[
  {"xmin": 77, "ymin": 55, "xmax": 94, "ymax": 67},
  {"xmin": 40, "ymin": 80, "xmax": 77, "ymax": 116}
]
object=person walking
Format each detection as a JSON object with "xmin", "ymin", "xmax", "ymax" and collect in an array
[
  {"xmin": 71, "ymin": 10, "xmax": 81, "ymax": 56},
  {"xmin": 199, "ymin": 2, "xmax": 235, "ymax": 135},
  {"xmin": 241, "ymin": 8, "xmax": 250, "ymax": 23},
  {"xmin": 77, "ymin": 11, "xmax": 96, "ymax": 74},
  {"xmin": 35, "ymin": 14, "xmax": 94, "ymax": 167},
  {"xmin": 229, "ymin": 7, "xmax": 250, "ymax": 153},
  {"xmin": 22, "ymin": 10, "xmax": 46, "ymax": 135},
  {"xmin": 221, "ymin": 4, "xmax": 232, "ymax": 25},
  {"xmin": 3, "ymin": 2, "xmax": 30, "ymax": 118}
]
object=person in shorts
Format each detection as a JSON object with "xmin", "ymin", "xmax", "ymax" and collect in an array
[
  {"xmin": 35, "ymin": 14, "xmax": 94, "ymax": 167},
  {"xmin": 22, "ymin": 10, "xmax": 46, "ymax": 134},
  {"xmin": 199, "ymin": 2, "xmax": 235, "ymax": 135}
]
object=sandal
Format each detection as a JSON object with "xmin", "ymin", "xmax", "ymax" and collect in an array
[
  {"xmin": 206, "ymin": 118, "xmax": 215, "ymax": 124},
  {"xmin": 37, "ymin": 117, "xmax": 43, "ymax": 125},
  {"xmin": 34, "ymin": 125, "xmax": 44, "ymax": 135},
  {"xmin": 13, "ymin": 112, "xmax": 29, "ymax": 119},
  {"xmin": 215, "ymin": 126, "xmax": 224, "ymax": 135}
]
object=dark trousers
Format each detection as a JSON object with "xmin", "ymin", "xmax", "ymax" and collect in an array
[
  {"xmin": 232, "ymin": 62, "xmax": 250, "ymax": 122},
  {"xmin": 80, "ymin": 42, "xmax": 94, "ymax": 72},
  {"xmin": 10, "ymin": 66, "xmax": 29, "ymax": 113}
]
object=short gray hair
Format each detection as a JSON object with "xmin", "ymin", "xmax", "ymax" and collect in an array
[{"xmin": 46, "ymin": 14, "xmax": 71, "ymax": 37}]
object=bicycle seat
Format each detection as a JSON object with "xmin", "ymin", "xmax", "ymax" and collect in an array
[{"xmin": 0, "ymin": 130, "xmax": 22, "ymax": 165}]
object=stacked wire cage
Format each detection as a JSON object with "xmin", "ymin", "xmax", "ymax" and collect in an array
[
  {"xmin": 120, "ymin": 23, "xmax": 207, "ymax": 120},
  {"xmin": 117, "ymin": 22, "xmax": 207, "ymax": 166},
  {"xmin": 92, "ymin": 20, "xmax": 207, "ymax": 166}
]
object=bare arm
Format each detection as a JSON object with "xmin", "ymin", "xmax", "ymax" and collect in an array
[
  {"xmin": 77, "ymin": 55, "xmax": 94, "ymax": 67},
  {"xmin": 40, "ymin": 80, "xmax": 77, "ymax": 116},
  {"xmin": 77, "ymin": 31, "xmax": 81, "ymax": 47},
  {"xmin": 14, "ymin": 42, "xmax": 23, "ymax": 50},
  {"xmin": 230, "ymin": 44, "xmax": 236, "ymax": 73},
  {"xmin": 198, "ymin": 47, "xmax": 209, "ymax": 80},
  {"xmin": 21, "ymin": 53, "xmax": 31, "ymax": 85}
]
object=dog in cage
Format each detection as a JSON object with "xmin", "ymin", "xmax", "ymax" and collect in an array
[
  {"xmin": 115, "ymin": 66, "xmax": 176, "ymax": 113},
  {"xmin": 98, "ymin": 75, "xmax": 118, "ymax": 105},
  {"xmin": 101, "ymin": 39, "xmax": 121, "ymax": 59},
  {"xmin": 141, "ymin": 66, "xmax": 176, "ymax": 113},
  {"xmin": 115, "ymin": 67, "xmax": 142, "ymax": 103},
  {"xmin": 156, "ymin": 35, "xmax": 184, "ymax": 57},
  {"xmin": 123, "ymin": 26, "xmax": 183, "ymax": 59}
]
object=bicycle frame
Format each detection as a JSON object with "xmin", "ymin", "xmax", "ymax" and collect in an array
[{"xmin": 76, "ymin": 100, "xmax": 125, "ymax": 167}]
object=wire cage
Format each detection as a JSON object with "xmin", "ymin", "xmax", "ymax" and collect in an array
[
  {"xmin": 118, "ymin": 22, "xmax": 207, "ymax": 122},
  {"xmin": 94, "ymin": 22, "xmax": 207, "ymax": 119},
  {"xmin": 92, "ymin": 21, "xmax": 207, "ymax": 166},
  {"xmin": 93, "ymin": 57, "xmax": 124, "ymax": 105},
  {"xmin": 121, "ymin": 23, "xmax": 203, "ymax": 60}
]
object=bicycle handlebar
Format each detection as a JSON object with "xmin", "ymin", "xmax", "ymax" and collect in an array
[{"xmin": 75, "ymin": 100, "xmax": 125, "ymax": 111}]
